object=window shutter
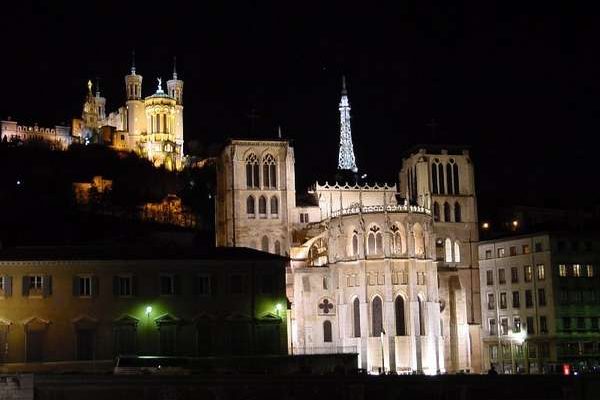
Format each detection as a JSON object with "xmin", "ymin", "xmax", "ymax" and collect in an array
[
  {"xmin": 132, "ymin": 275, "xmax": 138, "ymax": 296},
  {"xmin": 113, "ymin": 276, "xmax": 119, "ymax": 296},
  {"xmin": 73, "ymin": 276, "xmax": 80, "ymax": 297},
  {"xmin": 5, "ymin": 276, "xmax": 12, "ymax": 297},
  {"xmin": 92, "ymin": 276, "xmax": 99, "ymax": 297},
  {"xmin": 174, "ymin": 275, "xmax": 181, "ymax": 295},
  {"xmin": 22, "ymin": 276, "xmax": 30, "ymax": 296}
]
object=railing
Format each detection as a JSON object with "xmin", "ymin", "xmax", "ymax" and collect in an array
[
  {"xmin": 330, "ymin": 204, "xmax": 431, "ymax": 218},
  {"xmin": 291, "ymin": 346, "xmax": 358, "ymax": 355}
]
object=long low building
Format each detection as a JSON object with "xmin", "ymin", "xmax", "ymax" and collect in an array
[{"xmin": 0, "ymin": 245, "xmax": 288, "ymax": 368}]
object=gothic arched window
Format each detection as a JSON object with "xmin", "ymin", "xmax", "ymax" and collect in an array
[
  {"xmin": 413, "ymin": 223, "xmax": 425, "ymax": 257},
  {"xmin": 351, "ymin": 232, "xmax": 359, "ymax": 257},
  {"xmin": 353, "ymin": 298, "xmax": 361, "ymax": 338},
  {"xmin": 454, "ymin": 202, "xmax": 461, "ymax": 222},
  {"xmin": 444, "ymin": 202, "xmax": 451, "ymax": 222},
  {"xmin": 245, "ymin": 153, "xmax": 259, "ymax": 188},
  {"xmin": 454, "ymin": 241, "xmax": 461, "ymax": 263},
  {"xmin": 433, "ymin": 202, "xmax": 440, "ymax": 222},
  {"xmin": 395, "ymin": 296, "xmax": 406, "ymax": 336},
  {"xmin": 372, "ymin": 296, "xmax": 384, "ymax": 337},
  {"xmin": 270, "ymin": 196, "xmax": 279, "ymax": 216},
  {"xmin": 438, "ymin": 163, "xmax": 445, "ymax": 194},
  {"xmin": 453, "ymin": 162, "xmax": 460, "ymax": 194},
  {"xmin": 262, "ymin": 154, "xmax": 277, "ymax": 189},
  {"xmin": 446, "ymin": 163, "xmax": 454, "ymax": 195},
  {"xmin": 261, "ymin": 235, "xmax": 269, "ymax": 252},
  {"xmin": 274, "ymin": 240, "xmax": 281, "ymax": 255},
  {"xmin": 246, "ymin": 195, "xmax": 255, "ymax": 217},
  {"xmin": 445, "ymin": 238, "xmax": 453, "ymax": 262},
  {"xmin": 418, "ymin": 296, "xmax": 426, "ymax": 336},
  {"xmin": 368, "ymin": 226, "xmax": 382, "ymax": 256},
  {"xmin": 258, "ymin": 196, "xmax": 267, "ymax": 216},
  {"xmin": 323, "ymin": 320, "xmax": 332, "ymax": 343},
  {"xmin": 391, "ymin": 225, "xmax": 403, "ymax": 255},
  {"xmin": 431, "ymin": 163, "xmax": 438, "ymax": 194}
]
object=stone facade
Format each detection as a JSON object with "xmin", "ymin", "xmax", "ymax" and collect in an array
[
  {"xmin": 0, "ymin": 119, "xmax": 71, "ymax": 149},
  {"xmin": 215, "ymin": 140, "xmax": 480, "ymax": 374}
]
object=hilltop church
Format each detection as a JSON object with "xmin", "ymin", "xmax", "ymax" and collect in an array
[
  {"xmin": 215, "ymin": 79, "xmax": 482, "ymax": 374},
  {"xmin": 1, "ymin": 55, "xmax": 185, "ymax": 171}
]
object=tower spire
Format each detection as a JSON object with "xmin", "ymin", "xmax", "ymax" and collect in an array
[
  {"xmin": 337, "ymin": 76, "xmax": 357, "ymax": 173},
  {"xmin": 95, "ymin": 77, "xmax": 100, "ymax": 97},
  {"xmin": 131, "ymin": 50, "xmax": 136, "ymax": 74},
  {"xmin": 173, "ymin": 56, "xmax": 177, "ymax": 79}
]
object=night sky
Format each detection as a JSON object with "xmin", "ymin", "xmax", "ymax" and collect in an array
[{"xmin": 1, "ymin": 2, "xmax": 595, "ymax": 216}]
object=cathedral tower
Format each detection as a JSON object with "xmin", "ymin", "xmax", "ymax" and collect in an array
[
  {"xmin": 337, "ymin": 76, "xmax": 357, "ymax": 173},
  {"xmin": 124, "ymin": 52, "xmax": 146, "ymax": 142},
  {"xmin": 167, "ymin": 57, "xmax": 184, "ymax": 158},
  {"xmin": 95, "ymin": 78, "xmax": 106, "ymax": 122}
]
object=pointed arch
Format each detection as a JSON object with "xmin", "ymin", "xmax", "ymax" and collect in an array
[
  {"xmin": 454, "ymin": 202, "xmax": 461, "ymax": 222},
  {"xmin": 453, "ymin": 162, "xmax": 460, "ymax": 194},
  {"xmin": 270, "ymin": 196, "xmax": 279, "ymax": 216},
  {"xmin": 431, "ymin": 163, "xmax": 438, "ymax": 194},
  {"xmin": 433, "ymin": 202, "xmax": 440, "ymax": 222},
  {"xmin": 352, "ymin": 297, "xmax": 361, "ymax": 338},
  {"xmin": 454, "ymin": 241, "xmax": 461, "ymax": 263},
  {"xmin": 445, "ymin": 238, "xmax": 453, "ymax": 262},
  {"xmin": 246, "ymin": 195, "xmax": 255, "ymax": 216},
  {"xmin": 245, "ymin": 153, "xmax": 259, "ymax": 188},
  {"xmin": 323, "ymin": 320, "xmax": 332, "ymax": 343},
  {"xmin": 351, "ymin": 231, "xmax": 359, "ymax": 257},
  {"xmin": 262, "ymin": 153, "xmax": 277, "ymax": 189},
  {"xmin": 438, "ymin": 163, "xmax": 445, "ymax": 194},
  {"xmin": 261, "ymin": 235, "xmax": 269, "ymax": 252},
  {"xmin": 368, "ymin": 225, "xmax": 382, "ymax": 256},
  {"xmin": 274, "ymin": 240, "xmax": 281, "ymax": 255},
  {"xmin": 443, "ymin": 202, "xmax": 451, "ymax": 222},
  {"xmin": 446, "ymin": 163, "xmax": 453, "ymax": 195},
  {"xmin": 395, "ymin": 296, "xmax": 406, "ymax": 336},
  {"xmin": 371, "ymin": 296, "xmax": 384, "ymax": 337},
  {"xmin": 258, "ymin": 196, "xmax": 267, "ymax": 215}
]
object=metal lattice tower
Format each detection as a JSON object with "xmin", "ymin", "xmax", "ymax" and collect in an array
[{"xmin": 337, "ymin": 76, "xmax": 358, "ymax": 173}]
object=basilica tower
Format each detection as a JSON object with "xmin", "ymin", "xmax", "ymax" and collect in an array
[
  {"xmin": 124, "ymin": 52, "xmax": 146, "ymax": 145},
  {"xmin": 167, "ymin": 57, "xmax": 184, "ymax": 158}
]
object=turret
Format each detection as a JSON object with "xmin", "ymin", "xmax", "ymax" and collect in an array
[
  {"xmin": 124, "ymin": 51, "xmax": 143, "ymax": 101},
  {"xmin": 124, "ymin": 51, "xmax": 146, "ymax": 139}
]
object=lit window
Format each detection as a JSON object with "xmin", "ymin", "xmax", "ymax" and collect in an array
[
  {"xmin": 500, "ymin": 292, "xmax": 507, "ymax": 309},
  {"xmin": 497, "ymin": 248, "xmax": 505, "ymax": 258},
  {"xmin": 559, "ymin": 264, "xmax": 567, "ymax": 277},
  {"xmin": 513, "ymin": 316, "xmax": 521, "ymax": 333},
  {"xmin": 30, "ymin": 276, "xmax": 43, "ymax": 290},
  {"xmin": 587, "ymin": 265, "xmax": 594, "ymax": 278},
  {"xmin": 500, "ymin": 318, "xmax": 509, "ymax": 335},
  {"xmin": 537, "ymin": 264, "xmax": 545, "ymax": 281},
  {"xmin": 487, "ymin": 293, "xmax": 495, "ymax": 310},
  {"xmin": 524, "ymin": 265, "xmax": 533, "ymax": 282},
  {"xmin": 573, "ymin": 264, "xmax": 581, "ymax": 277},
  {"xmin": 77, "ymin": 276, "xmax": 92, "ymax": 297},
  {"xmin": 522, "ymin": 244, "xmax": 530, "ymax": 254}
]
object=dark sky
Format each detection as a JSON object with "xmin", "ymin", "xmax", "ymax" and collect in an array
[{"xmin": 1, "ymin": 2, "xmax": 595, "ymax": 215}]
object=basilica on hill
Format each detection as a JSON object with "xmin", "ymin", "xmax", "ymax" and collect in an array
[
  {"xmin": 1, "ymin": 55, "xmax": 185, "ymax": 171},
  {"xmin": 216, "ymin": 78, "xmax": 482, "ymax": 374}
]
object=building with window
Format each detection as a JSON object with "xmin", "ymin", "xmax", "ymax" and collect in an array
[
  {"xmin": 215, "ymin": 79, "xmax": 480, "ymax": 374},
  {"xmin": 478, "ymin": 232, "xmax": 600, "ymax": 373},
  {"xmin": 0, "ymin": 245, "xmax": 287, "ymax": 368}
]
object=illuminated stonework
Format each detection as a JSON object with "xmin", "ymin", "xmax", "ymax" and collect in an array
[
  {"xmin": 70, "ymin": 56, "xmax": 185, "ymax": 171},
  {"xmin": 337, "ymin": 76, "xmax": 358, "ymax": 173}
]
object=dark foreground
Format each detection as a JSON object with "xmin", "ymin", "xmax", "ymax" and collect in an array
[{"xmin": 22, "ymin": 374, "xmax": 600, "ymax": 400}]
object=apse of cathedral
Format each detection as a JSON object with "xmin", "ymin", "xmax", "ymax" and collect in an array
[
  {"xmin": 216, "ymin": 78, "xmax": 482, "ymax": 374},
  {"xmin": 71, "ymin": 55, "xmax": 185, "ymax": 171}
]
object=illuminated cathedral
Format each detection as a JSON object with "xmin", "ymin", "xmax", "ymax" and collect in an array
[{"xmin": 215, "ymin": 78, "xmax": 482, "ymax": 374}]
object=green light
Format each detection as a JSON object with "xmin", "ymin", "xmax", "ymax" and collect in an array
[
  {"xmin": 146, "ymin": 306, "xmax": 152, "ymax": 315},
  {"xmin": 275, "ymin": 303, "xmax": 283, "ymax": 315}
]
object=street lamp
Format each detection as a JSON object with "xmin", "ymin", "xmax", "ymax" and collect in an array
[
  {"xmin": 145, "ymin": 306, "xmax": 152, "ymax": 318},
  {"xmin": 275, "ymin": 303, "xmax": 283, "ymax": 317}
]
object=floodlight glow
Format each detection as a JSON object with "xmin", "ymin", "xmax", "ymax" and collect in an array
[{"xmin": 145, "ymin": 306, "xmax": 152, "ymax": 315}]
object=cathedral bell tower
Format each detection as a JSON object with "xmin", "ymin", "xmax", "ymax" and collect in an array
[
  {"xmin": 166, "ymin": 57, "xmax": 184, "ymax": 159},
  {"xmin": 124, "ymin": 51, "xmax": 146, "ymax": 142}
]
